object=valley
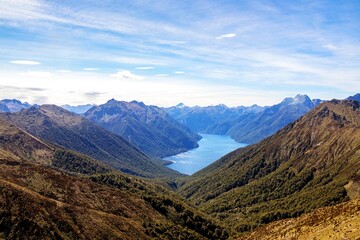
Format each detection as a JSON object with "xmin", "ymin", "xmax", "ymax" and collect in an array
[
  {"xmin": 0, "ymin": 96, "xmax": 359, "ymax": 239},
  {"xmin": 1, "ymin": 1, "xmax": 359, "ymax": 238}
]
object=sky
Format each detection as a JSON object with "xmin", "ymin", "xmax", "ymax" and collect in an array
[{"xmin": 0, "ymin": 0, "xmax": 359, "ymax": 107}]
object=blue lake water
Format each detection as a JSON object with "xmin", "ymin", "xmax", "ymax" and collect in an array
[{"xmin": 164, "ymin": 134, "xmax": 247, "ymax": 175}]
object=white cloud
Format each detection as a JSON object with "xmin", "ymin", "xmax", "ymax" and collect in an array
[
  {"xmin": 154, "ymin": 74, "xmax": 169, "ymax": 77},
  {"xmin": 21, "ymin": 71, "xmax": 52, "ymax": 77},
  {"xmin": 10, "ymin": 60, "xmax": 41, "ymax": 65},
  {"xmin": 110, "ymin": 70, "xmax": 143, "ymax": 81},
  {"xmin": 56, "ymin": 70, "xmax": 72, "ymax": 73},
  {"xmin": 83, "ymin": 68, "xmax": 99, "ymax": 71},
  {"xmin": 322, "ymin": 44, "xmax": 338, "ymax": 50},
  {"xmin": 216, "ymin": 33, "xmax": 237, "ymax": 39},
  {"xmin": 175, "ymin": 71, "xmax": 184, "ymax": 74},
  {"xmin": 135, "ymin": 66, "xmax": 155, "ymax": 70}
]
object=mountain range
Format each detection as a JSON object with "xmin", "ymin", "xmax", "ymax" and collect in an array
[
  {"xmin": 0, "ymin": 94, "xmax": 359, "ymax": 238},
  {"xmin": 166, "ymin": 103, "xmax": 265, "ymax": 134},
  {"xmin": 83, "ymin": 99, "xmax": 201, "ymax": 158},
  {"xmin": 0, "ymin": 105, "xmax": 178, "ymax": 178},
  {"xmin": 166, "ymin": 94, "xmax": 323, "ymax": 144},
  {"xmin": 347, "ymin": 93, "xmax": 360, "ymax": 102},
  {"xmin": 61, "ymin": 104, "xmax": 94, "ymax": 114},
  {"xmin": 0, "ymin": 99, "xmax": 32, "ymax": 112}
]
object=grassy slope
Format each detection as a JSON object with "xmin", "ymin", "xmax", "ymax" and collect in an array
[
  {"xmin": 179, "ymin": 100, "xmax": 360, "ymax": 234},
  {"xmin": 0, "ymin": 157, "xmax": 228, "ymax": 239},
  {"xmin": 0, "ymin": 118, "xmax": 228, "ymax": 239},
  {"xmin": 239, "ymin": 199, "xmax": 360, "ymax": 240}
]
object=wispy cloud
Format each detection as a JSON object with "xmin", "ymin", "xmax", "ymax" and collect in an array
[
  {"xmin": 135, "ymin": 66, "xmax": 155, "ymax": 70},
  {"xmin": 154, "ymin": 74, "xmax": 170, "ymax": 77},
  {"xmin": 322, "ymin": 44, "xmax": 338, "ymax": 50},
  {"xmin": 110, "ymin": 70, "xmax": 143, "ymax": 81},
  {"xmin": 21, "ymin": 71, "xmax": 52, "ymax": 77},
  {"xmin": 1, "ymin": 1, "xmax": 359, "ymax": 106},
  {"xmin": 216, "ymin": 33, "xmax": 237, "ymax": 39},
  {"xmin": 10, "ymin": 60, "xmax": 41, "ymax": 65},
  {"xmin": 83, "ymin": 68, "xmax": 99, "ymax": 71}
]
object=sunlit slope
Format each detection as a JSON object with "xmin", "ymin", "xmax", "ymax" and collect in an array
[
  {"xmin": 239, "ymin": 199, "xmax": 360, "ymax": 240},
  {"xmin": 179, "ymin": 100, "xmax": 360, "ymax": 233},
  {"xmin": 84, "ymin": 99, "xmax": 201, "ymax": 158},
  {"xmin": 1, "ymin": 105, "xmax": 179, "ymax": 178}
]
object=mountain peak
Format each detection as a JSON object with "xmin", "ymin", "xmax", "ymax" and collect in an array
[
  {"xmin": 293, "ymin": 94, "xmax": 311, "ymax": 103},
  {"xmin": 106, "ymin": 98, "xmax": 119, "ymax": 104},
  {"xmin": 176, "ymin": 103, "xmax": 186, "ymax": 108},
  {"xmin": 0, "ymin": 99, "xmax": 32, "ymax": 113},
  {"xmin": 1, "ymin": 99, "xmax": 23, "ymax": 104},
  {"xmin": 130, "ymin": 100, "xmax": 146, "ymax": 107},
  {"xmin": 280, "ymin": 94, "xmax": 313, "ymax": 107},
  {"xmin": 346, "ymin": 93, "xmax": 360, "ymax": 102},
  {"xmin": 84, "ymin": 100, "xmax": 201, "ymax": 158}
]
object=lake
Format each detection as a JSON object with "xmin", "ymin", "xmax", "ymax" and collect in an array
[{"xmin": 164, "ymin": 134, "xmax": 247, "ymax": 175}]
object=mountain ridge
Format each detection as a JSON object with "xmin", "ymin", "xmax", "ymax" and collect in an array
[
  {"xmin": 83, "ymin": 99, "xmax": 201, "ymax": 158},
  {"xmin": 0, "ymin": 105, "xmax": 178, "ymax": 178},
  {"xmin": 166, "ymin": 94, "xmax": 324, "ymax": 144}
]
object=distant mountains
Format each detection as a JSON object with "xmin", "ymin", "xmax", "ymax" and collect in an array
[
  {"xmin": 166, "ymin": 94, "xmax": 323, "ymax": 144},
  {"xmin": 61, "ymin": 104, "xmax": 94, "ymax": 114},
  {"xmin": 347, "ymin": 93, "xmax": 360, "ymax": 102},
  {"xmin": 83, "ymin": 99, "xmax": 201, "ymax": 158},
  {"xmin": 225, "ymin": 94, "xmax": 323, "ymax": 143},
  {"xmin": 178, "ymin": 99, "xmax": 360, "ymax": 232},
  {"xmin": 166, "ymin": 103, "xmax": 265, "ymax": 133},
  {"xmin": 0, "ymin": 99, "xmax": 32, "ymax": 112},
  {"xmin": 0, "ymin": 105, "xmax": 178, "ymax": 178}
]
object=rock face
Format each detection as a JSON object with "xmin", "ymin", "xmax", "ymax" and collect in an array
[
  {"xmin": 179, "ymin": 100, "xmax": 360, "ymax": 233},
  {"xmin": 166, "ymin": 94, "xmax": 322, "ymax": 144},
  {"xmin": 0, "ymin": 105, "xmax": 179, "ymax": 178},
  {"xmin": 83, "ymin": 99, "xmax": 201, "ymax": 158}
]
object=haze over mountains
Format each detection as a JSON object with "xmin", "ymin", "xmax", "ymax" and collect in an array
[
  {"xmin": 61, "ymin": 104, "xmax": 94, "ymax": 114},
  {"xmin": 166, "ymin": 94, "xmax": 323, "ymax": 144},
  {"xmin": 0, "ymin": 99, "xmax": 32, "ymax": 113}
]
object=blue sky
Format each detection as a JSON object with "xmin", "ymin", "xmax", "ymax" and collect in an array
[{"xmin": 0, "ymin": 0, "xmax": 359, "ymax": 106}]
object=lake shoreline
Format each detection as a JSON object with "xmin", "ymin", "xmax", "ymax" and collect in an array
[{"xmin": 164, "ymin": 133, "xmax": 246, "ymax": 175}]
